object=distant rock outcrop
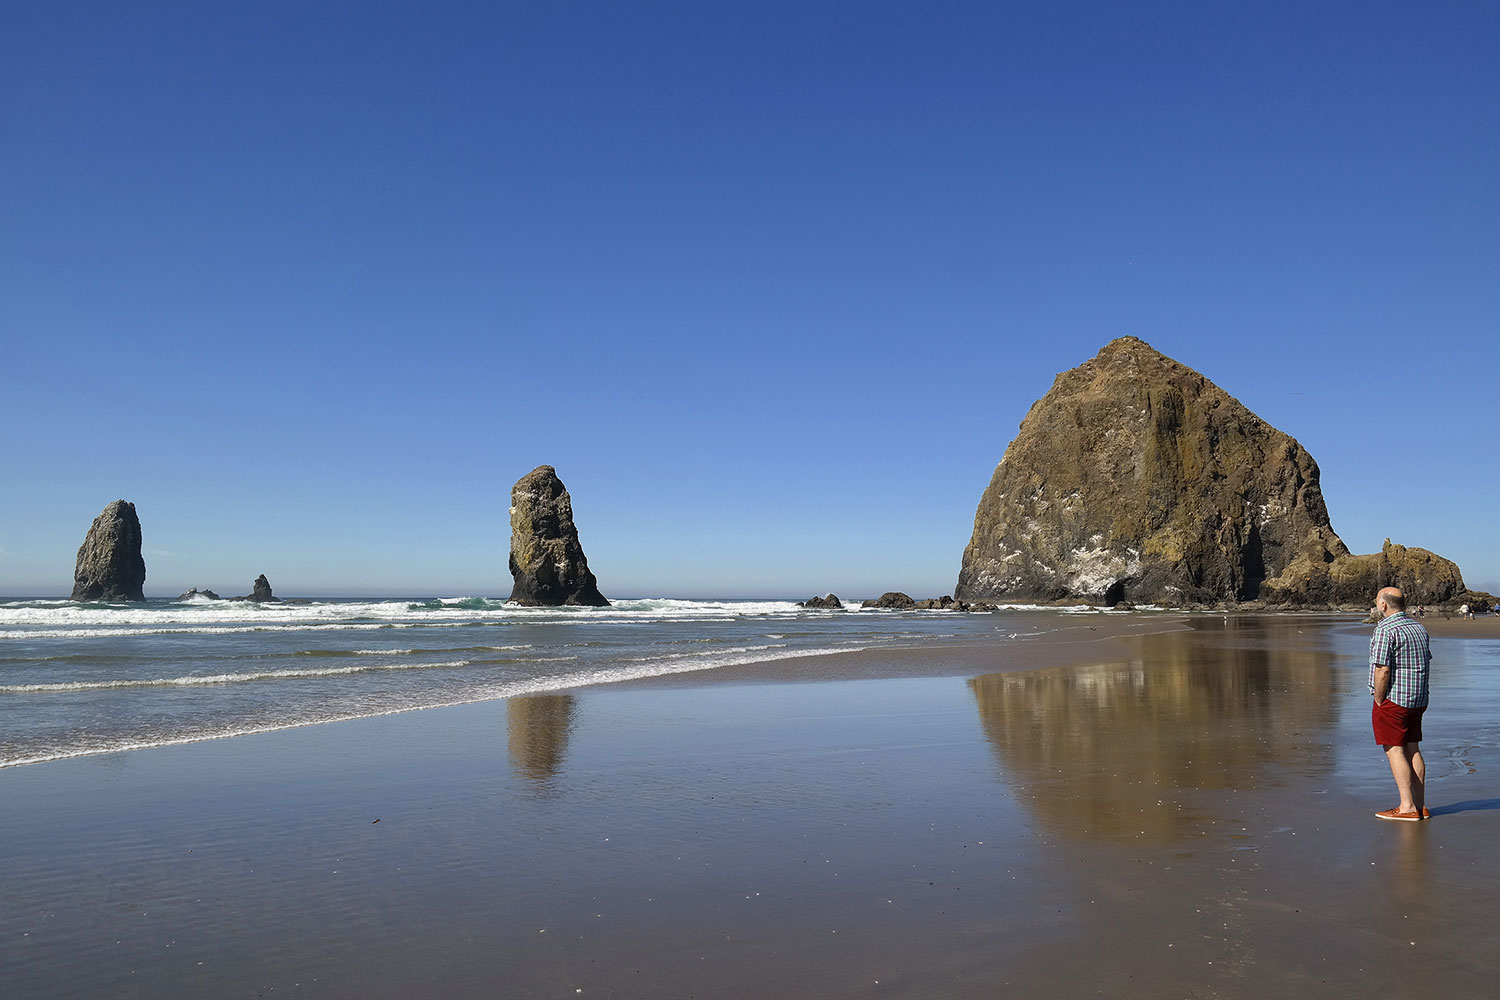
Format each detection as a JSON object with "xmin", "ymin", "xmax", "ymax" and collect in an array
[
  {"xmin": 71, "ymin": 500, "xmax": 146, "ymax": 602},
  {"xmin": 857, "ymin": 591, "xmax": 997, "ymax": 612},
  {"xmin": 862, "ymin": 591, "xmax": 917, "ymax": 609},
  {"xmin": 799, "ymin": 594, "xmax": 843, "ymax": 609},
  {"xmin": 508, "ymin": 466, "xmax": 609, "ymax": 607},
  {"xmin": 178, "ymin": 588, "xmax": 222, "ymax": 601},
  {"xmin": 956, "ymin": 337, "xmax": 1468, "ymax": 607},
  {"xmin": 231, "ymin": 575, "xmax": 278, "ymax": 602}
]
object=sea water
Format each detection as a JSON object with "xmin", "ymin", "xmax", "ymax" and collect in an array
[{"xmin": 0, "ymin": 595, "xmax": 1084, "ymax": 767}]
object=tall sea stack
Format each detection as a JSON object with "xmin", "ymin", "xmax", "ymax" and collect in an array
[
  {"xmin": 71, "ymin": 500, "xmax": 147, "ymax": 602},
  {"xmin": 508, "ymin": 466, "xmax": 609, "ymax": 607},
  {"xmin": 955, "ymin": 337, "xmax": 1465, "ymax": 606}
]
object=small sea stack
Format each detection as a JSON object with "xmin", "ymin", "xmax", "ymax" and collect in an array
[
  {"xmin": 71, "ymin": 500, "xmax": 147, "ymax": 602},
  {"xmin": 229, "ymin": 575, "xmax": 278, "ymax": 602},
  {"xmin": 508, "ymin": 466, "xmax": 609, "ymax": 607}
]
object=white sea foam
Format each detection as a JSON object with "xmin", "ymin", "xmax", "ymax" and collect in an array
[
  {"xmin": 0, "ymin": 651, "xmax": 579, "ymax": 695},
  {"xmin": 0, "ymin": 659, "xmax": 480, "ymax": 693},
  {"xmin": 0, "ymin": 597, "xmax": 814, "ymax": 635},
  {"xmin": 0, "ymin": 595, "xmax": 1031, "ymax": 638}
]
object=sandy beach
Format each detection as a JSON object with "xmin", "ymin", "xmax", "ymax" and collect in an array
[{"xmin": 3, "ymin": 614, "xmax": 1497, "ymax": 999}]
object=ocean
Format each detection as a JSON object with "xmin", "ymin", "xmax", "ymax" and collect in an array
[{"xmin": 0, "ymin": 596, "xmax": 1086, "ymax": 768}]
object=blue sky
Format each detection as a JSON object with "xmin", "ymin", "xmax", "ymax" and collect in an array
[{"xmin": 4, "ymin": 1, "xmax": 1497, "ymax": 598}]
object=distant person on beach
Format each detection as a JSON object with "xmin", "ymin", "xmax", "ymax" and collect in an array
[
  {"xmin": 1369, "ymin": 586, "xmax": 1431, "ymax": 821},
  {"xmin": 1459, "ymin": 602, "xmax": 1470, "ymax": 619}
]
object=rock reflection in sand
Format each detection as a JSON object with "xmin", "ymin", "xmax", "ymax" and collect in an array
[
  {"xmin": 506, "ymin": 693, "xmax": 576, "ymax": 787},
  {"xmin": 970, "ymin": 619, "xmax": 1340, "ymax": 843}
]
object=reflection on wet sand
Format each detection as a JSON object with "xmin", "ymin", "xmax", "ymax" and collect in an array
[
  {"xmin": 506, "ymin": 694, "xmax": 576, "ymax": 785},
  {"xmin": 970, "ymin": 619, "xmax": 1342, "ymax": 843}
]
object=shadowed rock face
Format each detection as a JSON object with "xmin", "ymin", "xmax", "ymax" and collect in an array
[
  {"xmin": 231, "ymin": 575, "xmax": 277, "ymax": 602},
  {"xmin": 956, "ymin": 337, "xmax": 1465, "ymax": 606},
  {"xmin": 71, "ymin": 500, "xmax": 147, "ymax": 602},
  {"xmin": 508, "ymin": 466, "xmax": 609, "ymax": 607}
]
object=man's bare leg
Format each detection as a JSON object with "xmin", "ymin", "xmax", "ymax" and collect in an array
[
  {"xmin": 1409, "ymin": 743, "xmax": 1425, "ymax": 816},
  {"xmin": 1384, "ymin": 744, "xmax": 1417, "ymax": 814}
]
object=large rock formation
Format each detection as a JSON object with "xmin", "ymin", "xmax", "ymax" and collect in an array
[
  {"xmin": 70, "ymin": 500, "xmax": 147, "ymax": 602},
  {"xmin": 508, "ymin": 466, "xmax": 609, "ymax": 607},
  {"xmin": 956, "ymin": 337, "xmax": 1466, "ymax": 607},
  {"xmin": 71, "ymin": 500, "xmax": 147, "ymax": 602}
]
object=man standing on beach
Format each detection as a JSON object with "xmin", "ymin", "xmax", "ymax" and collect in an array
[{"xmin": 1369, "ymin": 586, "xmax": 1431, "ymax": 821}]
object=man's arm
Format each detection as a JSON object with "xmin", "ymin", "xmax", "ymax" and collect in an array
[{"xmin": 1372, "ymin": 663, "xmax": 1391, "ymax": 704}]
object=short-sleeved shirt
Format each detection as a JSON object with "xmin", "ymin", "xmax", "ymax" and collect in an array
[{"xmin": 1368, "ymin": 611, "xmax": 1431, "ymax": 708}]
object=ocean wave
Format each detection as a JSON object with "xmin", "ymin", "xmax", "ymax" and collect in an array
[
  {"xmin": 0, "ymin": 659, "xmax": 480, "ymax": 693},
  {"xmin": 0, "ymin": 644, "xmax": 869, "ymax": 768},
  {"xmin": 0, "ymin": 597, "xmax": 823, "ymax": 634},
  {"xmin": 293, "ymin": 645, "xmax": 532, "ymax": 658},
  {"xmin": 408, "ymin": 597, "xmax": 508, "ymax": 611},
  {"xmin": 603, "ymin": 643, "xmax": 786, "ymax": 666}
]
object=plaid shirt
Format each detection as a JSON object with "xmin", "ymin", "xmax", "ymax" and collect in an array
[{"xmin": 1368, "ymin": 611, "xmax": 1431, "ymax": 708}]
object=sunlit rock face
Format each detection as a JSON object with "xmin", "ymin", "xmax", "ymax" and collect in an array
[
  {"xmin": 955, "ymin": 337, "xmax": 1463, "ymax": 606},
  {"xmin": 71, "ymin": 500, "xmax": 146, "ymax": 602},
  {"xmin": 507, "ymin": 465, "xmax": 609, "ymax": 607}
]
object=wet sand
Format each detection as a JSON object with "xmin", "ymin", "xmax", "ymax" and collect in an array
[
  {"xmin": 1413, "ymin": 613, "xmax": 1500, "ymax": 639},
  {"xmin": 2, "ymin": 615, "xmax": 1497, "ymax": 998}
]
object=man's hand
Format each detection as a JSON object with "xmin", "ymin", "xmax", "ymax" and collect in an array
[{"xmin": 1372, "ymin": 663, "xmax": 1391, "ymax": 704}]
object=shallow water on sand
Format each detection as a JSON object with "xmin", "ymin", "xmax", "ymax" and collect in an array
[
  {"xmin": 1, "ymin": 596, "xmax": 1078, "ymax": 767},
  {"xmin": 3, "ymin": 617, "xmax": 1496, "ymax": 998}
]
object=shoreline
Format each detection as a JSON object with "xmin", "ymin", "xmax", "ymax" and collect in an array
[
  {"xmin": 3, "ymin": 615, "xmax": 1497, "ymax": 998},
  {"xmin": 605, "ymin": 612, "xmax": 1201, "ymax": 689},
  {"xmin": 7, "ymin": 611, "xmax": 1493, "ymax": 772}
]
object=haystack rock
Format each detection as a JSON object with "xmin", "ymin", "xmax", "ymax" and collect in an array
[
  {"xmin": 71, "ymin": 500, "xmax": 147, "ymax": 602},
  {"xmin": 508, "ymin": 466, "xmax": 609, "ymax": 607},
  {"xmin": 955, "ymin": 337, "xmax": 1467, "ymax": 607}
]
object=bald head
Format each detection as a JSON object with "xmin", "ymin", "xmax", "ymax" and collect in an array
[{"xmin": 1376, "ymin": 587, "xmax": 1406, "ymax": 614}]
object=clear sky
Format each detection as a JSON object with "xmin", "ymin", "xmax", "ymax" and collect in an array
[{"xmin": 4, "ymin": 1, "xmax": 1497, "ymax": 598}]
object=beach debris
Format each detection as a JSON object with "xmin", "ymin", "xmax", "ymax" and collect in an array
[
  {"xmin": 70, "ymin": 500, "xmax": 147, "ymax": 602},
  {"xmin": 507, "ymin": 465, "xmax": 609, "ymax": 607}
]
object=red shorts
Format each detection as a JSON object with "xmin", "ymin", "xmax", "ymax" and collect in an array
[{"xmin": 1372, "ymin": 700, "xmax": 1424, "ymax": 746}]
